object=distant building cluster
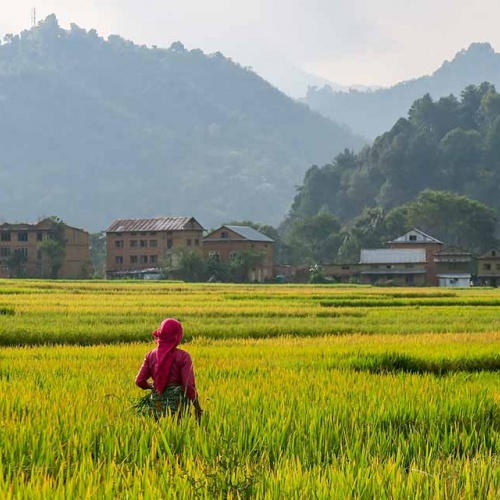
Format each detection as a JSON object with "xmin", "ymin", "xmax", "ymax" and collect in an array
[
  {"xmin": 0, "ymin": 216, "xmax": 274, "ymax": 282},
  {"xmin": 318, "ymin": 229, "xmax": 498, "ymax": 287},
  {"xmin": 105, "ymin": 217, "xmax": 274, "ymax": 282},
  {"xmin": 1, "ymin": 219, "xmax": 499, "ymax": 287}
]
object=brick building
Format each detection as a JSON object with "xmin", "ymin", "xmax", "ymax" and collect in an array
[
  {"xmin": 105, "ymin": 217, "xmax": 204, "ymax": 279},
  {"xmin": 388, "ymin": 229, "xmax": 443, "ymax": 285},
  {"xmin": 0, "ymin": 218, "xmax": 89, "ymax": 278},
  {"xmin": 203, "ymin": 225, "xmax": 274, "ymax": 282}
]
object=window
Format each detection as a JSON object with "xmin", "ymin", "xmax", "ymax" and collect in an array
[
  {"xmin": 221, "ymin": 231, "xmax": 228, "ymax": 239},
  {"xmin": 167, "ymin": 239, "xmax": 173, "ymax": 249},
  {"xmin": 115, "ymin": 232, "xmax": 122, "ymax": 237},
  {"xmin": 37, "ymin": 232, "xmax": 43, "ymax": 242},
  {"xmin": 150, "ymin": 232, "xmax": 157, "ymax": 236},
  {"xmin": 140, "ymin": 255, "xmax": 148, "ymax": 264},
  {"xmin": 131, "ymin": 232, "xmax": 137, "ymax": 236},
  {"xmin": 386, "ymin": 265, "xmax": 392, "ymax": 269},
  {"xmin": 140, "ymin": 240, "xmax": 147, "ymax": 248},
  {"xmin": 1, "ymin": 232, "xmax": 11, "ymax": 242},
  {"xmin": 130, "ymin": 255, "xmax": 138, "ymax": 264},
  {"xmin": 209, "ymin": 251, "xmax": 220, "ymax": 261},
  {"xmin": 115, "ymin": 240, "xmax": 124, "ymax": 248},
  {"xmin": 405, "ymin": 264, "xmax": 414, "ymax": 268},
  {"xmin": 16, "ymin": 248, "xmax": 28, "ymax": 258},
  {"xmin": 0, "ymin": 247, "xmax": 10, "ymax": 258},
  {"xmin": 150, "ymin": 255, "xmax": 158, "ymax": 264},
  {"xmin": 187, "ymin": 239, "xmax": 192, "ymax": 247},
  {"xmin": 37, "ymin": 250, "xmax": 42, "ymax": 260},
  {"xmin": 150, "ymin": 240, "xmax": 158, "ymax": 248},
  {"xmin": 496, "ymin": 263, "xmax": 500, "ymax": 271},
  {"xmin": 115, "ymin": 256, "xmax": 123, "ymax": 264},
  {"xmin": 194, "ymin": 239, "xmax": 199, "ymax": 246},
  {"xmin": 409, "ymin": 235, "xmax": 417, "ymax": 241},
  {"xmin": 130, "ymin": 240, "xmax": 138, "ymax": 248},
  {"xmin": 484, "ymin": 263, "xmax": 492, "ymax": 270},
  {"xmin": 341, "ymin": 265, "xmax": 350, "ymax": 270},
  {"xmin": 17, "ymin": 232, "xmax": 28, "ymax": 242},
  {"xmin": 36, "ymin": 263, "xmax": 42, "ymax": 276},
  {"xmin": 229, "ymin": 251, "xmax": 240, "ymax": 260},
  {"xmin": 493, "ymin": 251, "xmax": 497, "ymax": 256}
]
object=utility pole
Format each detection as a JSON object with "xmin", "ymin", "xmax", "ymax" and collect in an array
[{"xmin": 31, "ymin": 7, "xmax": 37, "ymax": 27}]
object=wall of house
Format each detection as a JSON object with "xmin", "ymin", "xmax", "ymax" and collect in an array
[
  {"xmin": 0, "ymin": 225, "xmax": 89, "ymax": 278},
  {"xmin": 388, "ymin": 242, "xmax": 443, "ymax": 285},
  {"xmin": 60, "ymin": 227, "xmax": 90, "ymax": 278},
  {"xmin": 106, "ymin": 229, "xmax": 203, "ymax": 275},
  {"xmin": 202, "ymin": 239, "xmax": 274, "ymax": 282}
]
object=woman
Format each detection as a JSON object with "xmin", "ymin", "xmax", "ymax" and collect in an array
[{"xmin": 135, "ymin": 318, "xmax": 202, "ymax": 421}]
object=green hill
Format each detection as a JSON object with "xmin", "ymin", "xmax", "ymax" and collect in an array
[
  {"xmin": 0, "ymin": 15, "xmax": 363, "ymax": 230},
  {"xmin": 290, "ymin": 82, "xmax": 500, "ymax": 225}
]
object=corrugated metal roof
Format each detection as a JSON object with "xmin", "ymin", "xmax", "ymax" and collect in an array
[
  {"xmin": 360, "ymin": 249, "xmax": 426, "ymax": 264},
  {"xmin": 389, "ymin": 228, "xmax": 442, "ymax": 244},
  {"xmin": 105, "ymin": 217, "xmax": 202, "ymax": 233},
  {"xmin": 225, "ymin": 226, "xmax": 274, "ymax": 242}
]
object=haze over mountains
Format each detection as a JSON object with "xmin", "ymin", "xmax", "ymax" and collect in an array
[
  {"xmin": 0, "ymin": 16, "xmax": 363, "ymax": 231},
  {"xmin": 2, "ymin": 15, "xmax": 500, "ymax": 232},
  {"xmin": 304, "ymin": 43, "xmax": 500, "ymax": 139}
]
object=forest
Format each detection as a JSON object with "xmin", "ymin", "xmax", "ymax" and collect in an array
[{"xmin": 279, "ymin": 83, "xmax": 500, "ymax": 264}]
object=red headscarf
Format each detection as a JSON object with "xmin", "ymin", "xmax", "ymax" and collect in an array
[{"xmin": 152, "ymin": 318, "xmax": 183, "ymax": 394}]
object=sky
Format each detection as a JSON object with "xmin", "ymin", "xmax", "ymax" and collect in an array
[{"xmin": 1, "ymin": 0, "xmax": 499, "ymax": 96}]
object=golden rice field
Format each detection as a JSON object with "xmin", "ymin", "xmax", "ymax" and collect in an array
[{"xmin": 1, "ymin": 280, "xmax": 500, "ymax": 498}]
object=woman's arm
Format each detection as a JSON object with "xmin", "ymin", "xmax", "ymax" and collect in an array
[
  {"xmin": 179, "ymin": 351, "xmax": 198, "ymax": 401},
  {"xmin": 135, "ymin": 353, "xmax": 154, "ymax": 390}
]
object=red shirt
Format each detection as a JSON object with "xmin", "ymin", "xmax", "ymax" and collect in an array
[{"xmin": 135, "ymin": 348, "xmax": 197, "ymax": 400}]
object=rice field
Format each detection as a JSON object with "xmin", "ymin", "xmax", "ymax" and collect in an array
[{"xmin": 1, "ymin": 280, "xmax": 500, "ymax": 498}]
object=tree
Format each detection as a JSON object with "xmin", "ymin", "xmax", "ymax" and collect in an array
[
  {"xmin": 229, "ymin": 249, "xmax": 266, "ymax": 283},
  {"xmin": 5, "ymin": 250, "xmax": 27, "ymax": 278},
  {"xmin": 400, "ymin": 190, "xmax": 498, "ymax": 253},
  {"xmin": 39, "ymin": 217, "xmax": 67, "ymax": 278},
  {"xmin": 89, "ymin": 232, "xmax": 106, "ymax": 278},
  {"xmin": 164, "ymin": 248, "xmax": 207, "ymax": 282},
  {"xmin": 287, "ymin": 211, "xmax": 342, "ymax": 264}
]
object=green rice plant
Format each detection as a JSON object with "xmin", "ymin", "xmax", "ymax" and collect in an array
[{"xmin": 0, "ymin": 334, "xmax": 499, "ymax": 497}]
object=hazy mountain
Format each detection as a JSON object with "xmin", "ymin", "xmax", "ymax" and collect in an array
[
  {"xmin": 304, "ymin": 43, "xmax": 500, "ymax": 139},
  {"xmin": 243, "ymin": 53, "xmax": 379, "ymax": 99},
  {"xmin": 0, "ymin": 15, "xmax": 364, "ymax": 231}
]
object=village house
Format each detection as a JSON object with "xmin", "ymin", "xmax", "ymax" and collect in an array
[
  {"xmin": 0, "ymin": 218, "xmax": 89, "ymax": 278},
  {"xmin": 476, "ymin": 249, "xmax": 500, "ymax": 287},
  {"xmin": 203, "ymin": 225, "xmax": 274, "ymax": 282},
  {"xmin": 359, "ymin": 248, "xmax": 428, "ymax": 285},
  {"xmin": 434, "ymin": 246, "xmax": 472, "ymax": 287},
  {"xmin": 388, "ymin": 229, "xmax": 444, "ymax": 285},
  {"xmin": 104, "ymin": 217, "xmax": 204, "ymax": 279}
]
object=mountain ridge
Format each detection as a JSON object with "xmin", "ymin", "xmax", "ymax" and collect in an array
[
  {"xmin": 0, "ymin": 15, "xmax": 364, "ymax": 231},
  {"xmin": 303, "ymin": 42, "xmax": 500, "ymax": 139}
]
